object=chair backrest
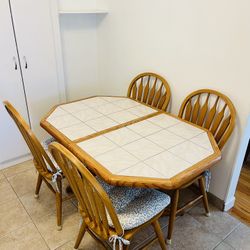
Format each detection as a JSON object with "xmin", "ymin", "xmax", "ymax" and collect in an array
[
  {"xmin": 178, "ymin": 89, "xmax": 236, "ymax": 149},
  {"xmin": 49, "ymin": 142, "xmax": 124, "ymax": 239},
  {"xmin": 3, "ymin": 101, "xmax": 57, "ymax": 176},
  {"xmin": 127, "ymin": 72, "xmax": 171, "ymax": 111}
]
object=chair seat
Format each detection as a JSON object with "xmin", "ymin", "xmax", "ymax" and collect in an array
[{"xmin": 98, "ymin": 179, "xmax": 170, "ymax": 230}]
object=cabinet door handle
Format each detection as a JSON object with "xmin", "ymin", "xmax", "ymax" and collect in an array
[
  {"xmin": 13, "ymin": 56, "xmax": 17, "ymax": 70},
  {"xmin": 23, "ymin": 56, "xmax": 28, "ymax": 69}
]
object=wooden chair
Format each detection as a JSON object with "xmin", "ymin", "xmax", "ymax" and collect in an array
[
  {"xmin": 166, "ymin": 89, "xmax": 236, "ymax": 244},
  {"xmin": 127, "ymin": 72, "xmax": 171, "ymax": 111},
  {"xmin": 49, "ymin": 142, "xmax": 170, "ymax": 250},
  {"xmin": 3, "ymin": 101, "xmax": 70, "ymax": 230}
]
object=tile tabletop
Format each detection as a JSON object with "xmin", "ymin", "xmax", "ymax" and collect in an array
[{"xmin": 41, "ymin": 96, "xmax": 221, "ymax": 189}]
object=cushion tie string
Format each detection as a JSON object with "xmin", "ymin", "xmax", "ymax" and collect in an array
[
  {"xmin": 203, "ymin": 170, "xmax": 211, "ymax": 191},
  {"xmin": 52, "ymin": 170, "xmax": 62, "ymax": 192},
  {"xmin": 109, "ymin": 232, "xmax": 130, "ymax": 250}
]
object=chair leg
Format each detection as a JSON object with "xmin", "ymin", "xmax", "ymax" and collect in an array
[
  {"xmin": 34, "ymin": 174, "xmax": 43, "ymax": 198},
  {"xmin": 152, "ymin": 220, "xmax": 167, "ymax": 250},
  {"xmin": 198, "ymin": 176, "xmax": 210, "ymax": 217},
  {"xmin": 55, "ymin": 180, "xmax": 62, "ymax": 231},
  {"xmin": 74, "ymin": 221, "xmax": 86, "ymax": 249},
  {"xmin": 167, "ymin": 189, "xmax": 179, "ymax": 245}
]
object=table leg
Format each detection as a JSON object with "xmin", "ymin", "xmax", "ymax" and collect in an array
[{"xmin": 167, "ymin": 189, "xmax": 179, "ymax": 245}]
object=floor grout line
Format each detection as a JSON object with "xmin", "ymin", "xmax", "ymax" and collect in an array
[
  {"xmin": 221, "ymin": 222, "xmax": 241, "ymax": 242},
  {"xmin": 5, "ymin": 168, "xmax": 51, "ymax": 249},
  {"xmin": 2, "ymin": 163, "xmax": 34, "ymax": 180}
]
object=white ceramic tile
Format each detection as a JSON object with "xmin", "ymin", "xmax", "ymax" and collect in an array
[
  {"xmin": 95, "ymin": 148, "xmax": 139, "ymax": 173},
  {"xmin": 127, "ymin": 120, "xmax": 162, "ymax": 137},
  {"xmin": 115, "ymin": 99, "xmax": 140, "ymax": 109},
  {"xmin": 60, "ymin": 123, "xmax": 96, "ymax": 140},
  {"xmin": 144, "ymin": 151, "xmax": 191, "ymax": 178},
  {"xmin": 73, "ymin": 108, "xmax": 103, "ymax": 122},
  {"xmin": 123, "ymin": 138, "xmax": 164, "ymax": 161},
  {"xmin": 94, "ymin": 103, "xmax": 123, "ymax": 115},
  {"xmin": 146, "ymin": 130, "xmax": 185, "ymax": 149},
  {"xmin": 168, "ymin": 141, "xmax": 213, "ymax": 164},
  {"xmin": 79, "ymin": 97, "xmax": 109, "ymax": 108},
  {"xmin": 190, "ymin": 132, "xmax": 214, "ymax": 152},
  {"xmin": 78, "ymin": 136, "xmax": 117, "ymax": 157},
  {"xmin": 118, "ymin": 163, "xmax": 163, "ymax": 179},
  {"xmin": 47, "ymin": 114, "xmax": 81, "ymax": 129},
  {"xmin": 147, "ymin": 114, "xmax": 180, "ymax": 128},
  {"xmin": 167, "ymin": 122, "xmax": 203, "ymax": 139},
  {"xmin": 107, "ymin": 110, "xmax": 138, "ymax": 124},
  {"xmin": 85, "ymin": 116, "xmax": 118, "ymax": 132},
  {"xmin": 60, "ymin": 102, "xmax": 89, "ymax": 113},
  {"xmin": 127, "ymin": 105, "xmax": 156, "ymax": 117},
  {"xmin": 47, "ymin": 107, "xmax": 68, "ymax": 118},
  {"xmin": 104, "ymin": 127, "xmax": 141, "ymax": 146}
]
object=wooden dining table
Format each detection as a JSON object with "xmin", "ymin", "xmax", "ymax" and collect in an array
[{"xmin": 40, "ymin": 96, "xmax": 221, "ymax": 190}]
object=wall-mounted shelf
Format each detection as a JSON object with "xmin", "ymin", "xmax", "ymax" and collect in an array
[
  {"xmin": 58, "ymin": 0, "xmax": 108, "ymax": 14},
  {"xmin": 59, "ymin": 9, "xmax": 108, "ymax": 14}
]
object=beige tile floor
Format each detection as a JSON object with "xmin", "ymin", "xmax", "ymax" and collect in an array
[{"xmin": 0, "ymin": 160, "xmax": 249, "ymax": 250}]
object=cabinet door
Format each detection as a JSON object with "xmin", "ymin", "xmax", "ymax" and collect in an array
[
  {"xmin": 0, "ymin": 0, "xmax": 30, "ymax": 165},
  {"xmin": 10, "ymin": 0, "xmax": 61, "ymax": 140}
]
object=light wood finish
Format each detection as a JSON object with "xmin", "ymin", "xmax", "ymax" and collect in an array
[
  {"xmin": 167, "ymin": 190, "xmax": 179, "ymax": 245},
  {"xmin": 3, "ymin": 101, "xmax": 71, "ymax": 230},
  {"xmin": 166, "ymin": 89, "xmax": 236, "ymax": 243},
  {"xmin": 127, "ymin": 72, "xmax": 171, "ymax": 111},
  {"xmin": 199, "ymin": 176, "xmax": 210, "ymax": 215},
  {"xmin": 178, "ymin": 89, "xmax": 236, "ymax": 150},
  {"xmin": 230, "ymin": 166, "xmax": 250, "ymax": 225},
  {"xmin": 49, "ymin": 142, "xmax": 167, "ymax": 250}
]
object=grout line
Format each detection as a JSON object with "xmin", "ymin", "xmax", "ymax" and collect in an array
[
  {"xmin": 212, "ymin": 240, "xmax": 226, "ymax": 250},
  {"xmin": 54, "ymin": 240, "xmax": 72, "ymax": 250},
  {"xmin": 2, "ymin": 163, "xmax": 34, "ymax": 180},
  {"xmin": 4, "ymin": 166, "xmax": 83, "ymax": 250},
  {"xmin": 4, "ymin": 170, "xmax": 51, "ymax": 249},
  {"xmin": 221, "ymin": 222, "xmax": 241, "ymax": 241},
  {"xmin": 187, "ymin": 208, "xmax": 241, "ymax": 250}
]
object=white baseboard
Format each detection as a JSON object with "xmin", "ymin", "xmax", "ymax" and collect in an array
[
  {"xmin": 223, "ymin": 196, "xmax": 235, "ymax": 211},
  {"xmin": 0, "ymin": 154, "xmax": 32, "ymax": 170}
]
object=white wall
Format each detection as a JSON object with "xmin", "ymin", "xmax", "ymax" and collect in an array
[
  {"xmin": 59, "ymin": 14, "xmax": 100, "ymax": 101},
  {"xmin": 97, "ymin": 0, "xmax": 250, "ymax": 203}
]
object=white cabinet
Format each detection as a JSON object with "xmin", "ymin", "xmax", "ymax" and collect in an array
[
  {"xmin": 0, "ymin": 0, "xmax": 65, "ymax": 168},
  {"xmin": 0, "ymin": 0, "xmax": 30, "ymax": 165}
]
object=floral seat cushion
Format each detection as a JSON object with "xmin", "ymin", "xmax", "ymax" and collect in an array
[{"xmin": 98, "ymin": 178, "xmax": 170, "ymax": 230}]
